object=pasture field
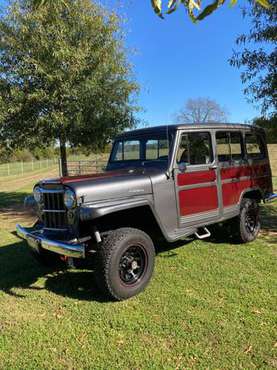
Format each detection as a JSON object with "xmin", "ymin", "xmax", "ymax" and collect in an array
[{"xmin": 0, "ymin": 169, "xmax": 276, "ymax": 369}]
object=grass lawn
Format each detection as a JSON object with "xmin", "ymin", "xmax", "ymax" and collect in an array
[{"xmin": 0, "ymin": 173, "xmax": 276, "ymax": 369}]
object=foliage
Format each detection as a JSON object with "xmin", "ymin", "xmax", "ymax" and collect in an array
[
  {"xmin": 0, "ymin": 0, "xmax": 138, "ymax": 175},
  {"xmin": 151, "ymin": 0, "xmax": 270, "ymax": 22},
  {"xmin": 230, "ymin": 0, "xmax": 276, "ymax": 115},
  {"xmin": 176, "ymin": 97, "xmax": 228, "ymax": 123},
  {"xmin": 254, "ymin": 114, "xmax": 277, "ymax": 143}
]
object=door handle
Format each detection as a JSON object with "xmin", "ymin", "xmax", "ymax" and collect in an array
[{"xmin": 209, "ymin": 165, "xmax": 218, "ymax": 170}]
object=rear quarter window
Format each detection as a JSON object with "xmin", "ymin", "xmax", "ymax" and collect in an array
[{"xmin": 245, "ymin": 133, "xmax": 266, "ymax": 160}]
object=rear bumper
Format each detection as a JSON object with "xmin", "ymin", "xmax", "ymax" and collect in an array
[
  {"xmin": 265, "ymin": 193, "xmax": 277, "ymax": 203},
  {"xmin": 16, "ymin": 224, "xmax": 85, "ymax": 259}
]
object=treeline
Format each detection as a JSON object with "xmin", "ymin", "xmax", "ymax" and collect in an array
[{"xmin": 0, "ymin": 145, "xmax": 112, "ymax": 164}]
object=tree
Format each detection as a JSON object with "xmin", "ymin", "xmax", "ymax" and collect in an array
[
  {"xmin": 175, "ymin": 97, "xmax": 228, "ymax": 123},
  {"xmin": 230, "ymin": 0, "xmax": 276, "ymax": 115},
  {"xmin": 0, "ymin": 0, "xmax": 138, "ymax": 176},
  {"xmin": 254, "ymin": 114, "xmax": 277, "ymax": 143}
]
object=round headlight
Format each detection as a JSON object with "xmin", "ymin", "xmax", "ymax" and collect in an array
[
  {"xmin": 64, "ymin": 189, "xmax": 76, "ymax": 209},
  {"xmin": 33, "ymin": 186, "xmax": 42, "ymax": 203}
]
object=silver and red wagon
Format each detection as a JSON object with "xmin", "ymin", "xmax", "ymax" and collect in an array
[{"xmin": 17, "ymin": 123, "xmax": 276, "ymax": 300}]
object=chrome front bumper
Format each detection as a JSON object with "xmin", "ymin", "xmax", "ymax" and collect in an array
[
  {"xmin": 16, "ymin": 224, "xmax": 85, "ymax": 259},
  {"xmin": 265, "ymin": 193, "xmax": 277, "ymax": 203}
]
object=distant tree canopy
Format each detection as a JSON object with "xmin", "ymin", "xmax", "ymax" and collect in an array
[
  {"xmin": 176, "ymin": 97, "xmax": 228, "ymax": 123},
  {"xmin": 0, "ymin": 0, "xmax": 138, "ymax": 175},
  {"xmin": 230, "ymin": 0, "xmax": 276, "ymax": 116},
  {"xmin": 254, "ymin": 114, "xmax": 277, "ymax": 143}
]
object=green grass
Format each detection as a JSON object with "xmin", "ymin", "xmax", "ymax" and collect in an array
[{"xmin": 0, "ymin": 176, "xmax": 276, "ymax": 369}]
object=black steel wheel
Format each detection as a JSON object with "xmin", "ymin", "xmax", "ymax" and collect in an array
[
  {"xmin": 119, "ymin": 245, "xmax": 147, "ymax": 285},
  {"xmin": 231, "ymin": 198, "xmax": 260, "ymax": 243},
  {"xmin": 95, "ymin": 228, "xmax": 155, "ymax": 301}
]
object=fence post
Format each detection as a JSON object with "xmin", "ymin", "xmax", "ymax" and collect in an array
[
  {"xmin": 58, "ymin": 158, "xmax": 62, "ymax": 176},
  {"xmin": 78, "ymin": 161, "xmax": 81, "ymax": 175}
]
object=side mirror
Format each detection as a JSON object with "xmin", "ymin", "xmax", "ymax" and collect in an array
[{"xmin": 178, "ymin": 162, "xmax": 187, "ymax": 173}]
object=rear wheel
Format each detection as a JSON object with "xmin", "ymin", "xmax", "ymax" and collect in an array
[
  {"xmin": 231, "ymin": 198, "xmax": 260, "ymax": 243},
  {"xmin": 95, "ymin": 228, "xmax": 155, "ymax": 301}
]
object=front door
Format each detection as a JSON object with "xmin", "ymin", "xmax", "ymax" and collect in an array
[{"xmin": 175, "ymin": 131, "xmax": 220, "ymax": 226}]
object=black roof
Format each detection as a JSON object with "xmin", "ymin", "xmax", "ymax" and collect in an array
[{"xmin": 116, "ymin": 123, "xmax": 263, "ymax": 139}]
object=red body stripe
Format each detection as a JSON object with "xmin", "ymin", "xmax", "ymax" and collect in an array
[
  {"xmin": 177, "ymin": 170, "xmax": 216, "ymax": 186},
  {"xmin": 60, "ymin": 171, "xmax": 124, "ymax": 184}
]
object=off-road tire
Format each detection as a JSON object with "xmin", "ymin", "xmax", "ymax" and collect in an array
[
  {"xmin": 95, "ymin": 228, "xmax": 155, "ymax": 301},
  {"xmin": 231, "ymin": 198, "xmax": 260, "ymax": 243}
]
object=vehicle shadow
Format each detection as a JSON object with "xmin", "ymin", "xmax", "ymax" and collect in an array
[
  {"xmin": 0, "ymin": 235, "xmax": 194, "ymax": 303},
  {"xmin": 0, "ymin": 238, "xmax": 111, "ymax": 302},
  {"xmin": 206, "ymin": 204, "xmax": 277, "ymax": 245},
  {"xmin": 155, "ymin": 237, "xmax": 194, "ymax": 257},
  {"xmin": 0, "ymin": 191, "xmax": 30, "ymax": 210}
]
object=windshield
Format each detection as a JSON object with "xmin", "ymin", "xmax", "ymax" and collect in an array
[{"xmin": 107, "ymin": 131, "xmax": 174, "ymax": 171}]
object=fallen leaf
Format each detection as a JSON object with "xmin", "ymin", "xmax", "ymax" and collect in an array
[{"xmin": 244, "ymin": 345, "xmax": 252, "ymax": 354}]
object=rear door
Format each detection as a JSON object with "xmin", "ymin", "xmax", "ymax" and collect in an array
[
  {"xmin": 175, "ymin": 130, "xmax": 220, "ymax": 226},
  {"xmin": 216, "ymin": 131, "xmax": 249, "ymax": 212}
]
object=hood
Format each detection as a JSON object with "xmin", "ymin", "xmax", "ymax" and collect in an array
[{"xmin": 40, "ymin": 168, "xmax": 155, "ymax": 204}]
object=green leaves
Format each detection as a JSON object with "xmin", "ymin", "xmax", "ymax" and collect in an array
[
  {"xmin": 151, "ymin": 0, "xmax": 271, "ymax": 21},
  {"xmin": 32, "ymin": 0, "xmax": 68, "ymax": 9}
]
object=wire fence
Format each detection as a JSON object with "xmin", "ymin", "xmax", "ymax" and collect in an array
[
  {"xmin": 66, "ymin": 159, "xmax": 107, "ymax": 176},
  {"xmin": 0, "ymin": 158, "xmax": 58, "ymax": 178}
]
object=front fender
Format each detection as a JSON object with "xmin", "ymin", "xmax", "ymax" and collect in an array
[{"xmin": 79, "ymin": 198, "xmax": 151, "ymax": 222}]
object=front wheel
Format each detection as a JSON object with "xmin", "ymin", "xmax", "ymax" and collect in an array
[
  {"xmin": 231, "ymin": 198, "xmax": 261, "ymax": 243},
  {"xmin": 95, "ymin": 228, "xmax": 155, "ymax": 301}
]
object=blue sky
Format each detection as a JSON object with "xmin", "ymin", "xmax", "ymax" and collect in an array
[
  {"xmin": 104, "ymin": 0, "xmax": 259, "ymax": 126},
  {"xmin": 0, "ymin": 0, "xmax": 259, "ymax": 125}
]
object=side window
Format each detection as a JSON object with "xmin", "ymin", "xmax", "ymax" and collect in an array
[
  {"xmin": 124, "ymin": 140, "xmax": 140, "ymax": 160},
  {"xmin": 230, "ymin": 132, "xmax": 243, "ymax": 161},
  {"xmin": 245, "ymin": 133, "xmax": 266, "ymax": 159},
  {"xmin": 158, "ymin": 139, "xmax": 170, "ymax": 159},
  {"xmin": 146, "ymin": 140, "xmax": 158, "ymax": 160},
  {"xmin": 216, "ymin": 132, "xmax": 243, "ymax": 162},
  {"xmin": 145, "ymin": 139, "xmax": 169, "ymax": 160},
  {"xmin": 216, "ymin": 132, "xmax": 230, "ymax": 162},
  {"xmin": 177, "ymin": 132, "xmax": 213, "ymax": 165}
]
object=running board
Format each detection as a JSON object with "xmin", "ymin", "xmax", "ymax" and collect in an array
[{"xmin": 195, "ymin": 227, "xmax": 211, "ymax": 240}]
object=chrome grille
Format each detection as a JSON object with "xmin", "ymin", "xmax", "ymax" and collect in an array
[{"xmin": 42, "ymin": 191, "xmax": 67, "ymax": 230}]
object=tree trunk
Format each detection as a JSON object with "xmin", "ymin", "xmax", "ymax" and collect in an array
[{"xmin": 59, "ymin": 135, "xmax": 68, "ymax": 177}]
